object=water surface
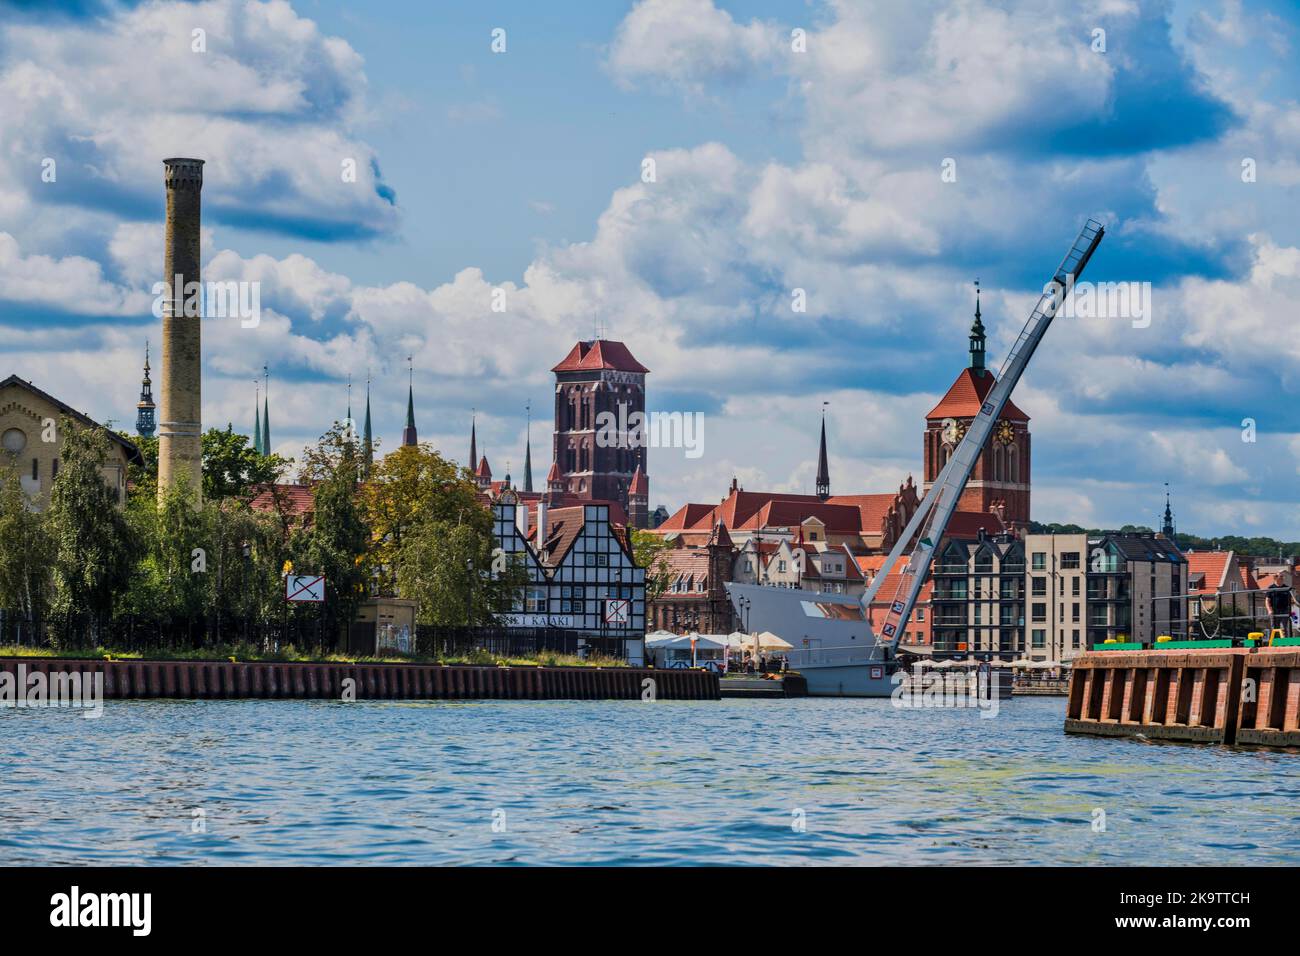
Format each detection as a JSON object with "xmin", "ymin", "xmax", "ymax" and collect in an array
[{"xmin": 2, "ymin": 697, "xmax": 1297, "ymax": 865}]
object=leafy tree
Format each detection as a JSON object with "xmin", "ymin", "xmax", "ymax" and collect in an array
[
  {"xmin": 0, "ymin": 466, "xmax": 52, "ymax": 622},
  {"xmin": 202, "ymin": 425, "xmax": 289, "ymax": 501},
  {"xmin": 46, "ymin": 419, "xmax": 135, "ymax": 638},
  {"xmin": 359, "ymin": 444, "xmax": 486, "ymax": 594},
  {"xmin": 292, "ymin": 425, "xmax": 371, "ymax": 643},
  {"xmin": 397, "ymin": 519, "xmax": 528, "ymax": 626},
  {"xmin": 630, "ymin": 528, "xmax": 673, "ymax": 603}
]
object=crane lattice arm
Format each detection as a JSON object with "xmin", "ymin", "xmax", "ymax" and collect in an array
[{"xmin": 864, "ymin": 219, "xmax": 1105, "ymax": 657}]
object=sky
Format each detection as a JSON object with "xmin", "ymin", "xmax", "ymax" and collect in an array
[{"xmin": 1, "ymin": 0, "xmax": 1299, "ymax": 537}]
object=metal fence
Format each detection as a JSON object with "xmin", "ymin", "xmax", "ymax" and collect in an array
[{"xmin": 0, "ymin": 610, "xmax": 632, "ymax": 662}]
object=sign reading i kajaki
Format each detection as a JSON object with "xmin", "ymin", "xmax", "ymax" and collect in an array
[{"xmin": 286, "ymin": 575, "xmax": 325, "ymax": 603}]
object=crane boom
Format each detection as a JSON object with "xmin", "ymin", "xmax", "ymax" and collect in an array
[{"xmin": 869, "ymin": 219, "xmax": 1105, "ymax": 657}]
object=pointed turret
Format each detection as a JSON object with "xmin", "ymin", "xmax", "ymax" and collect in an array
[
  {"xmin": 475, "ymin": 455, "xmax": 492, "ymax": 492},
  {"xmin": 253, "ymin": 393, "xmax": 263, "ymax": 456},
  {"xmin": 469, "ymin": 411, "xmax": 477, "ymax": 471},
  {"xmin": 402, "ymin": 359, "xmax": 417, "ymax": 447},
  {"xmin": 1162, "ymin": 484, "xmax": 1176, "ymax": 538},
  {"xmin": 523, "ymin": 401, "xmax": 534, "ymax": 494},
  {"xmin": 815, "ymin": 407, "xmax": 830, "ymax": 501},
  {"xmin": 135, "ymin": 342, "xmax": 156, "ymax": 438},
  {"xmin": 969, "ymin": 279, "xmax": 986, "ymax": 373},
  {"xmin": 362, "ymin": 378, "xmax": 374, "ymax": 475},
  {"xmin": 545, "ymin": 460, "xmax": 563, "ymax": 505},
  {"xmin": 628, "ymin": 461, "xmax": 649, "ymax": 529},
  {"xmin": 261, "ymin": 365, "xmax": 271, "ymax": 456}
]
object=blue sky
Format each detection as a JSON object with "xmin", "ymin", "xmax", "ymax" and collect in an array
[{"xmin": 1, "ymin": 0, "xmax": 1299, "ymax": 537}]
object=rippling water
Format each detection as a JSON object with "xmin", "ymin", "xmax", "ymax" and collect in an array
[{"xmin": 3, "ymin": 697, "xmax": 1299, "ymax": 865}]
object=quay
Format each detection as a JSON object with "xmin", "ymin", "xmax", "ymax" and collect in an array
[
  {"xmin": 0, "ymin": 658, "xmax": 720, "ymax": 702},
  {"xmin": 1065, "ymin": 646, "xmax": 1300, "ymax": 747},
  {"xmin": 719, "ymin": 674, "xmax": 808, "ymax": 699}
]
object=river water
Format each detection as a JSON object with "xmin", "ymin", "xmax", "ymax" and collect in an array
[{"xmin": 2, "ymin": 696, "xmax": 1298, "ymax": 865}]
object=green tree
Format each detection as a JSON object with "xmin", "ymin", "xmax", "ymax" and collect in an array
[
  {"xmin": 203, "ymin": 425, "xmax": 289, "ymax": 501},
  {"xmin": 630, "ymin": 528, "xmax": 673, "ymax": 603},
  {"xmin": 292, "ymin": 425, "xmax": 370, "ymax": 644},
  {"xmin": 397, "ymin": 519, "xmax": 527, "ymax": 626},
  {"xmin": 359, "ymin": 444, "xmax": 485, "ymax": 594},
  {"xmin": 0, "ymin": 466, "xmax": 52, "ymax": 623},
  {"xmin": 46, "ymin": 419, "xmax": 135, "ymax": 639}
]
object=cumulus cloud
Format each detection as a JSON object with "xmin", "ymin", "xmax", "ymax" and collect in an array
[{"xmin": 0, "ymin": 0, "xmax": 398, "ymax": 241}]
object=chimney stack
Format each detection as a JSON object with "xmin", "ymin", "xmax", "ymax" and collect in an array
[{"xmin": 157, "ymin": 157, "xmax": 205, "ymax": 503}]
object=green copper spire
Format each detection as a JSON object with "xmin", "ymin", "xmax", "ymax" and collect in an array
[
  {"xmin": 253, "ymin": 386, "xmax": 263, "ymax": 456},
  {"xmin": 362, "ymin": 375, "xmax": 374, "ymax": 475},
  {"xmin": 969, "ymin": 279, "xmax": 986, "ymax": 373},
  {"xmin": 261, "ymin": 365, "xmax": 271, "ymax": 455},
  {"xmin": 401, "ymin": 356, "xmax": 417, "ymax": 446}
]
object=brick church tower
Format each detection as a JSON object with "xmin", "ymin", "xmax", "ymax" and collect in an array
[
  {"xmin": 923, "ymin": 287, "xmax": 1031, "ymax": 530},
  {"xmin": 551, "ymin": 339, "xmax": 649, "ymax": 527}
]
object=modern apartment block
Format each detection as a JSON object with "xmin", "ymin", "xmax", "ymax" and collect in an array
[
  {"xmin": 929, "ymin": 531, "xmax": 1187, "ymax": 663},
  {"xmin": 1085, "ymin": 533, "xmax": 1187, "ymax": 646}
]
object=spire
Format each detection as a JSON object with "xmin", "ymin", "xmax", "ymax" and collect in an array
[
  {"xmin": 362, "ymin": 373, "xmax": 374, "ymax": 475},
  {"xmin": 135, "ymin": 341, "xmax": 156, "ymax": 438},
  {"xmin": 1162, "ymin": 483, "xmax": 1175, "ymax": 538},
  {"xmin": 346, "ymin": 374, "xmax": 353, "ymax": 431},
  {"xmin": 469, "ymin": 409, "xmax": 477, "ymax": 471},
  {"xmin": 523, "ymin": 401, "xmax": 534, "ymax": 494},
  {"xmin": 402, "ymin": 356, "xmax": 417, "ymax": 447},
  {"xmin": 970, "ymin": 278, "xmax": 986, "ymax": 372},
  {"xmin": 253, "ymin": 381, "xmax": 263, "ymax": 456},
  {"xmin": 260, "ymin": 365, "xmax": 271, "ymax": 456},
  {"xmin": 816, "ymin": 401, "xmax": 830, "ymax": 501}
]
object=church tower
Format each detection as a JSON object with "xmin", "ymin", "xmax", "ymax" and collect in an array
[
  {"xmin": 402, "ymin": 359, "xmax": 417, "ymax": 447},
  {"xmin": 923, "ymin": 282, "xmax": 1031, "ymax": 529},
  {"xmin": 551, "ymin": 338, "xmax": 648, "ymax": 521},
  {"xmin": 1161, "ymin": 485, "xmax": 1176, "ymax": 538},
  {"xmin": 135, "ymin": 343, "xmax": 156, "ymax": 438},
  {"xmin": 157, "ymin": 157, "xmax": 205, "ymax": 503}
]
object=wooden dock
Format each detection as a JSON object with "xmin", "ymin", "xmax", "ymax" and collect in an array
[{"xmin": 1065, "ymin": 647, "xmax": 1300, "ymax": 747}]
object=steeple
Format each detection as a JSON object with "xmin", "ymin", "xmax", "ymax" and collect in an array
[
  {"xmin": 402, "ymin": 356, "xmax": 417, "ymax": 447},
  {"xmin": 135, "ymin": 342, "xmax": 156, "ymax": 438},
  {"xmin": 523, "ymin": 400, "xmax": 534, "ymax": 494},
  {"xmin": 469, "ymin": 409, "xmax": 477, "ymax": 470},
  {"xmin": 816, "ymin": 402, "xmax": 830, "ymax": 501},
  {"xmin": 261, "ymin": 365, "xmax": 271, "ymax": 456},
  {"xmin": 1162, "ymin": 483, "xmax": 1176, "ymax": 538},
  {"xmin": 970, "ymin": 279, "xmax": 986, "ymax": 373},
  {"xmin": 253, "ymin": 379, "xmax": 263, "ymax": 455},
  {"xmin": 362, "ymin": 374, "xmax": 374, "ymax": 475},
  {"xmin": 345, "ymin": 375, "xmax": 353, "ymax": 440}
]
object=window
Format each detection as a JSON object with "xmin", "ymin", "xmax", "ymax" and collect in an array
[
  {"xmin": 1032, "ymin": 602, "xmax": 1047, "ymax": 623},
  {"xmin": 1072, "ymin": 602, "xmax": 1080, "ymax": 622},
  {"xmin": 1032, "ymin": 629, "xmax": 1045, "ymax": 648},
  {"xmin": 1032, "ymin": 577, "xmax": 1046, "ymax": 596},
  {"xmin": 31, "ymin": 458, "xmax": 38, "ymax": 481},
  {"xmin": 1061, "ymin": 552, "xmax": 1080, "ymax": 570},
  {"xmin": 916, "ymin": 609, "xmax": 925, "ymax": 622},
  {"xmin": 1031, "ymin": 553, "xmax": 1046, "ymax": 571},
  {"xmin": 1072, "ymin": 629, "xmax": 1080, "ymax": 648},
  {"xmin": 1, "ymin": 428, "xmax": 25, "ymax": 454},
  {"xmin": 1072, "ymin": 578, "xmax": 1080, "ymax": 596},
  {"xmin": 778, "ymin": 560, "xmax": 787, "ymax": 572},
  {"xmin": 744, "ymin": 560, "xmax": 753, "ymax": 573}
]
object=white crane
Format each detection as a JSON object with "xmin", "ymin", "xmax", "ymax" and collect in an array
[{"xmin": 865, "ymin": 219, "xmax": 1105, "ymax": 658}]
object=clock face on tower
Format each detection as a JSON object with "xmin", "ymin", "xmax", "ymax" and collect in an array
[{"xmin": 995, "ymin": 420, "xmax": 1015, "ymax": 445}]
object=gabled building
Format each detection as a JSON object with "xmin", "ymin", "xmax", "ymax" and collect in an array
[{"xmin": 0, "ymin": 374, "xmax": 142, "ymax": 510}]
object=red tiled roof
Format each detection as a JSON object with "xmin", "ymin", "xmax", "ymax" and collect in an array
[
  {"xmin": 551, "ymin": 339, "xmax": 649, "ymax": 374},
  {"xmin": 825, "ymin": 493, "xmax": 903, "ymax": 534},
  {"xmin": 1187, "ymin": 552, "xmax": 1232, "ymax": 594},
  {"xmin": 249, "ymin": 483, "xmax": 316, "ymax": 517},
  {"xmin": 629, "ymin": 465, "xmax": 648, "ymax": 496},
  {"xmin": 926, "ymin": 367, "xmax": 1029, "ymax": 422},
  {"xmin": 476, "ymin": 455, "xmax": 492, "ymax": 478}
]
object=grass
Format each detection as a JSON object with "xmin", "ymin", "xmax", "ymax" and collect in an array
[{"xmin": 0, "ymin": 643, "xmax": 630, "ymax": 668}]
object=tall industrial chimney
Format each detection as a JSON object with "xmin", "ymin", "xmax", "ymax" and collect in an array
[{"xmin": 157, "ymin": 158, "xmax": 205, "ymax": 503}]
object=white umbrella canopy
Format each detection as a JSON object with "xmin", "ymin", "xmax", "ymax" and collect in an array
[
  {"xmin": 752, "ymin": 631, "xmax": 793, "ymax": 651},
  {"xmin": 1009, "ymin": 658, "xmax": 1035, "ymax": 668}
]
